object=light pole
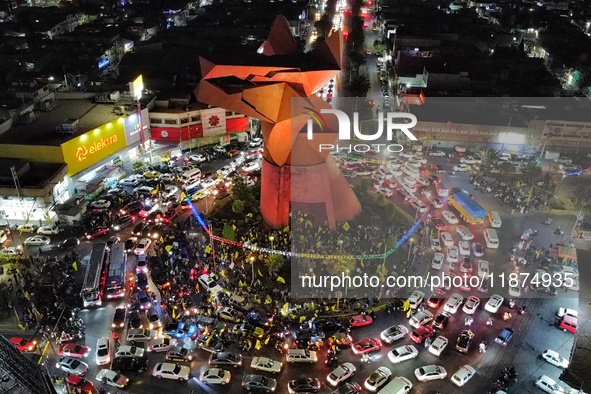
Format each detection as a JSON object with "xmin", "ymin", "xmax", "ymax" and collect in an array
[
  {"xmin": 249, "ymin": 256, "xmax": 255, "ymax": 284},
  {"xmin": 269, "ymin": 235, "xmax": 275, "ymax": 250},
  {"xmin": 344, "ymin": 269, "xmax": 350, "ymax": 298},
  {"xmin": 407, "ymin": 238, "xmax": 414, "ymax": 263},
  {"xmin": 338, "ymin": 239, "xmax": 343, "ymax": 253}
]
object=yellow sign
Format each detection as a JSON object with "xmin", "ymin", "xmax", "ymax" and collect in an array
[{"xmin": 61, "ymin": 118, "xmax": 127, "ymax": 176}]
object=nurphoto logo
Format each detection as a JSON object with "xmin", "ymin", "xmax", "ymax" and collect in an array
[{"xmin": 305, "ymin": 108, "xmax": 419, "ymax": 153}]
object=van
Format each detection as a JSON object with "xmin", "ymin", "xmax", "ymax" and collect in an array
[
  {"xmin": 483, "ymin": 228, "xmax": 499, "ymax": 249},
  {"xmin": 378, "ymin": 376, "xmax": 412, "ymax": 394},
  {"xmin": 286, "ymin": 349, "xmax": 318, "ymax": 363},
  {"xmin": 477, "ymin": 260, "xmax": 489, "ymax": 278},
  {"xmin": 180, "ymin": 168, "xmax": 201, "ymax": 184},
  {"xmin": 487, "ymin": 211, "xmax": 502, "ymax": 228}
]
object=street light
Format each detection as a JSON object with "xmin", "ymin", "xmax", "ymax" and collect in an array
[
  {"xmin": 249, "ymin": 256, "xmax": 255, "ymax": 284},
  {"xmin": 407, "ymin": 238, "xmax": 415, "ymax": 263},
  {"xmin": 269, "ymin": 235, "xmax": 275, "ymax": 250}
]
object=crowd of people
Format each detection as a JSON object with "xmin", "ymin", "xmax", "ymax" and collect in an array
[{"xmin": 470, "ymin": 174, "xmax": 552, "ymax": 213}]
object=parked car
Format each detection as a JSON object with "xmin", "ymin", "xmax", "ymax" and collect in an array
[
  {"xmin": 200, "ymin": 368, "xmax": 232, "ymax": 385},
  {"xmin": 96, "ymin": 369, "xmax": 129, "ymax": 388},
  {"xmin": 58, "ymin": 357, "xmax": 89, "ymax": 376},
  {"xmin": 152, "ymin": 362, "xmax": 191, "ymax": 381},
  {"xmin": 24, "ymin": 235, "xmax": 51, "ymax": 246},
  {"xmin": 37, "ymin": 225, "xmax": 60, "ymax": 235},
  {"xmin": 242, "ymin": 374, "xmax": 278, "ymax": 392}
]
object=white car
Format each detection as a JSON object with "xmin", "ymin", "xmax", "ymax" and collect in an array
[
  {"xmin": 242, "ymin": 161, "xmax": 261, "ymax": 173},
  {"xmin": 414, "ymin": 365, "xmax": 447, "ymax": 382},
  {"xmin": 508, "ymin": 286, "xmax": 521, "ymax": 297},
  {"xmin": 409, "ymin": 310, "xmax": 433, "ymax": 328},
  {"xmin": 17, "ymin": 224, "xmax": 37, "ymax": 233},
  {"xmin": 217, "ymin": 165, "xmax": 234, "ymax": 177},
  {"xmin": 190, "ymin": 153, "xmax": 207, "ymax": 163},
  {"xmin": 198, "ymin": 274, "xmax": 223, "ymax": 293},
  {"xmin": 431, "ymin": 253, "xmax": 444, "ymax": 270},
  {"xmin": 430, "ymin": 236, "xmax": 441, "ymax": 252},
  {"xmin": 429, "ymin": 150, "xmax": 446, "ymax": 157},
  {"xmin": 152, "ymin": 362, "xmax": 191, "ymax": 381},
  {"xmin": 96, "ymin": 369, "xmax": 128, "ymax": 388},
  {"xmin": 388, "ymin": 345, "xmax": 418, "ymax": 364},
  {"xmin": 0, "ymin": 247, "xmax": 21, "ymax": 256},
  {"xmin": 428, "ymin": 336, "xmax": 448, "ymax": 356},
  {"xmin": 148, "ymin": 337, "xmax": 173, "ymax": 353},
  {"xmin": 400, "ymin": 152, "xmax": 414, "ymax": 159},
  {"xmin": 37, "ymin": 225, "xmax": 60, "ymax": 235},
  {"xmin": 377, "ymin": 188, "xmax": 393, "ymax": 198},
  {"xmin": 442, "ymin": 211, "xmax": 459, "ymax": 224},
  {"xmin": 133, "ymin": 186, "xmax": 155, "ymax": 195},
  {"xmin": 24, "ymin": 235, "xmax": 51, "ymax": 246},
  {"xmin": 250, "ymin": 357, "xmax": 282, "ymax": 373},
  {"xmin": 116, "ymin": 345, "xmax": 145, "ymax": 358},
  {"xmin": 428, "ymin": 198, "xmax": 443, "ymax": 208},
  {"xmin": 456, "ymin": 226, "xmax": 474, "ymax": 241},
  {"xmin": 447, "ymin": 246, "xmax": 459, "ymax": 264},
  {"xmin": 536, "ymin": 375, "xmax": 568, "ymax": 393},
  {"xmin": 380, "ymin": 325, "xmax": 408, "ymax": 344},
  {"xmin": 443, "ymin": 293, "xmax": 464, "ymax": 314},
  {"xmin": 453, "ymin": 164, "xmax": 471, "ymax": 172},
  {"xmin": 460, "ymin": 156, "xmax": 482, "ymax": 164},
  {"xmin": 541, "ymin": 349, "xmax": 569, "ymax": 368},
  {"xmin": 413, "ymin": 157, "xmax": 427, "ymax": 165},
  {"xmin": 249, "ymin": 137, "xmax": 263, "ymax": 147},
  {"xmin": 217, "ymin": 307, "xmax": 242, "ymax": 322},
  {"xmin": 162, "ymin": 185, "xmax": 179, "ymax": 199},
  {"xmin": 200, "ymin": 178, "xmax": 218, "ymax": 189},
  {"xmin": 485, "ymin": 294, "xmax": 504, "ymax": 313},
  {"xmin": 134, "ymin": 238, "xmax": 152, "ymax": 255},
  {"xmin": 200, "ymin": 368, "xmax": 231, "ymax": 385},
  {"xmin": 159, "ymin": 173, "xmax": 176, "ymax": 182},
  {"xmin": 327, "ymin": 362, "xmax": 356, "ymax": 386},
  {"xmin": 57, "ymin": 357, "xmax": 88, "ymax": 376},
  {"xmin": 441, "ymin": 232, "xmax": 454, "ymax": 247},
  {"xmin": 119, "ymin": 177, "xmax": 142, "ymax": 187},
  {"xmin": 451, "ymin": 365, "xmax": 476, "ymax": 387},
  {"xmin": 95, "ymin": 337, "xmax": 111, "ymax": 365},
  {"xmin": 364, "ymin": 367, "xmax": 392, "ymax": 392},
  {"xmin": 462, "ymin": 296, "xmax": 480, "ymax": 315},
  {"xmin": 91, "ymin": 199, "xmax": 111, "ymax": 209},
  {"xmin": 459, "ymin": 241, "xmax": 471, "ymax": 256},
  {"xmin": 403, "ymin": 176, "xmax": 417, "ymax": 186},
  {"xmin": 417, "ymin": 178, "xmax": 430, "ymax": 186}
]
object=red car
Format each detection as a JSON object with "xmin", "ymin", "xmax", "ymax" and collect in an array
[
  {"xmin": 351, "ymin": 338, "xmax": 382, "ymax": 354},
  {"xmin": 410, "ymin": 325, "xmax": 435, "ymax": 344},
  {"xmin": 59, "ymin": 343, "xmax": 91, "ymax": 358},
  {"xmin": 66, "ymin": 375, "xmax": 94, "ymax": 394},
  {"xmin": 427, "ymin": 291, "xmax": 446, "ymax": 309},
  {"xmin": 430, "ymin": 217, "xmax": 447, "ymax": 230},
  {"xmin": 10, "ymin": 337, "xmax": 37, "ymax": 352},
  {"xmin": 349, "ymin": 314, "xmax": 373, "ymax": 328},
  {"xmin": 85, "ymin": 226, "xmax": 109, "ymax": 240}
]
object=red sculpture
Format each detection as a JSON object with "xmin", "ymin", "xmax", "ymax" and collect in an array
[{"xmin": 195, "ymin": 16, "xmax": 361, "ymax": 229}]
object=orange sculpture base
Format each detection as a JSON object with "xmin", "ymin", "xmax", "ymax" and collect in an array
[{"xmin": 260, "ymin": 156, "xmax": 362, "ymax": 229}]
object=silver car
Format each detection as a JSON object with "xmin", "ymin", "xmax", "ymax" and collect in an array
[{"xmin": 57, "ymin": 357, "xmax": 88, "ymax": 376}]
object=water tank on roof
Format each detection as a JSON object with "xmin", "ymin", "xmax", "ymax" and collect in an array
[{"xmin": 56, "ymin": 118, "xmax": 80, "ymax": 134}]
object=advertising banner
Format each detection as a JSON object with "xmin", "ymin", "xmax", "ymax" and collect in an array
[
  {"xmin": 61, "ymin": 119, "xmax": 127, "ymax": 176},
  {"xmin": 201, "ymin": 108, "xmax": 227, "ymax": 136}
]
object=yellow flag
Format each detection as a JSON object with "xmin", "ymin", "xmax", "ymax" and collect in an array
[
  {"xmin": 23, "ymin": 291, "xmax": 30, "ymax": 300},
  {"xmin": 277, "ymin": 277, "xmax": 285, "ymax": 284},
  {"xmin": 72, "ymin": 261, "xmax": 78, "ymax": 271},
  {"xmin": 247, "ymin": 213, "xmax": 253, "ymax": 217},
  {"xmin": 160, "ymin": 237, "xmax": 164, "ymax": 243},
  {"xmin": 232, "ymin": 224, "xmax": 237, "ymax": 231},
  {"xmin": 180, "ymin": 191, "xmax": 186, "ymax": 200},
  {"xmin": 258, "ymin": 269, "xmax": 263, "ymax": 277},
  {"xmin": 221, "ymin": 270, "xmax": 227, "ymax": 278},
  {"xmin": 343, "ymin": 222, "xmax": 350, "ymax": 231}
]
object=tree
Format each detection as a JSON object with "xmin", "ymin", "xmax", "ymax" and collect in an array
[
  {"xmin": 264, "ymin": 254, "xmax": 285, "ymax": 273},
  {"xmin": 498, "ymin": 161, "xmax": 515, "ymax": 175},
  {"xmin": 314, "ymin": 15, "xmax": 332, "ymax": 37},
  {"xmin": 520, "ymin": 162, "xmax": 542, "ymax": 181},
  {"xmin": 373, "ymin": 40, "xmax": 386, "ymax": 53},
  {"xmin": 349, "ymin": 75, "xmax": 371, "ymax": 97},
  {"xmin": 232, "ymin": 199, "xmax": 244, "ymax": 214},
  {"xmin": 572, "ymin": 184, "xmax": 591, "ymax": 207},
  {"xmin": 326, "ymin": 255, "xmax": 356, "ymax": 276},
  {"xmin": 478, "ymin": 147, "xmax": 501, "ymax": 170},
  {"xmin": 231, "ymin": 179, "xmax": 255, "ymax": 207},
  {"xmin": 348, "ymin": 51, "xmax": 366, "ymax": 75}
]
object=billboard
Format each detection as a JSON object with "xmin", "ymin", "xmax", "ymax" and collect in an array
[
  {"xmin": 123, "ymin": 109, "xmax": 149, "ymax": 146},
  {"xmin": 61, "ymin": 118, "xmax": 127, "ymax": 176},
  {"xmin": 201, "ymin": 108, "xmax": 227, "ymax": 136}
]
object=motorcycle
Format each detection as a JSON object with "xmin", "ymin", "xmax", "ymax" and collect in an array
[
  {"xmin": 543, "ymin": 218, "xmax": 553, "ymax": 225},
  {"xmin": 464, "ymin": 316, "xmax": 473, "ymax": 326},
  {"xmin": 519, "ymin": 306, "xmax": 527, "ymax": 315},
  {"xmin": 486, "ymin": 317, "xmax": 494, "ymax": 326},
  {"xmin": 554, "ymin": 228, "xmax": 564, "ymax": 235},
  {"xmin": 479, "ymin": 341, "xmax": 488, "ymax": 353},
  {"xmin": 508, "ymin": 299, "xmax": 516, "ymax": 309}
]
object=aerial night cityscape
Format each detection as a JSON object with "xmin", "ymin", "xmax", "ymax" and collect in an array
[{"xmin": 1, "ymin": 0, "xmax": 591, "ymax": 393}]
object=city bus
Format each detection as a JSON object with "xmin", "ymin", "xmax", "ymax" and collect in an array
[
  {"xmin": 81, "ymin": 243, "xmax": 108, "ymax": 307},
  {"xmin": 435, "ymin": 182, "xmax": 449, "ymax": 197},
  {"xmin": 106, "ymin": 243, "xmax": 127, "ymax": 300}
]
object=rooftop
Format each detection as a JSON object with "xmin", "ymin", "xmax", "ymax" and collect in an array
[
  {"xmin": 0, "ymin": 159, "xmax": 66, "ymax": 189},
  {"xmin": 0, "ymin": 99, "xmax": 119, "ymax": 146},
  {"xmin": 411, "ymin": 97, "xmax": 591, "ymax": 126}
]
